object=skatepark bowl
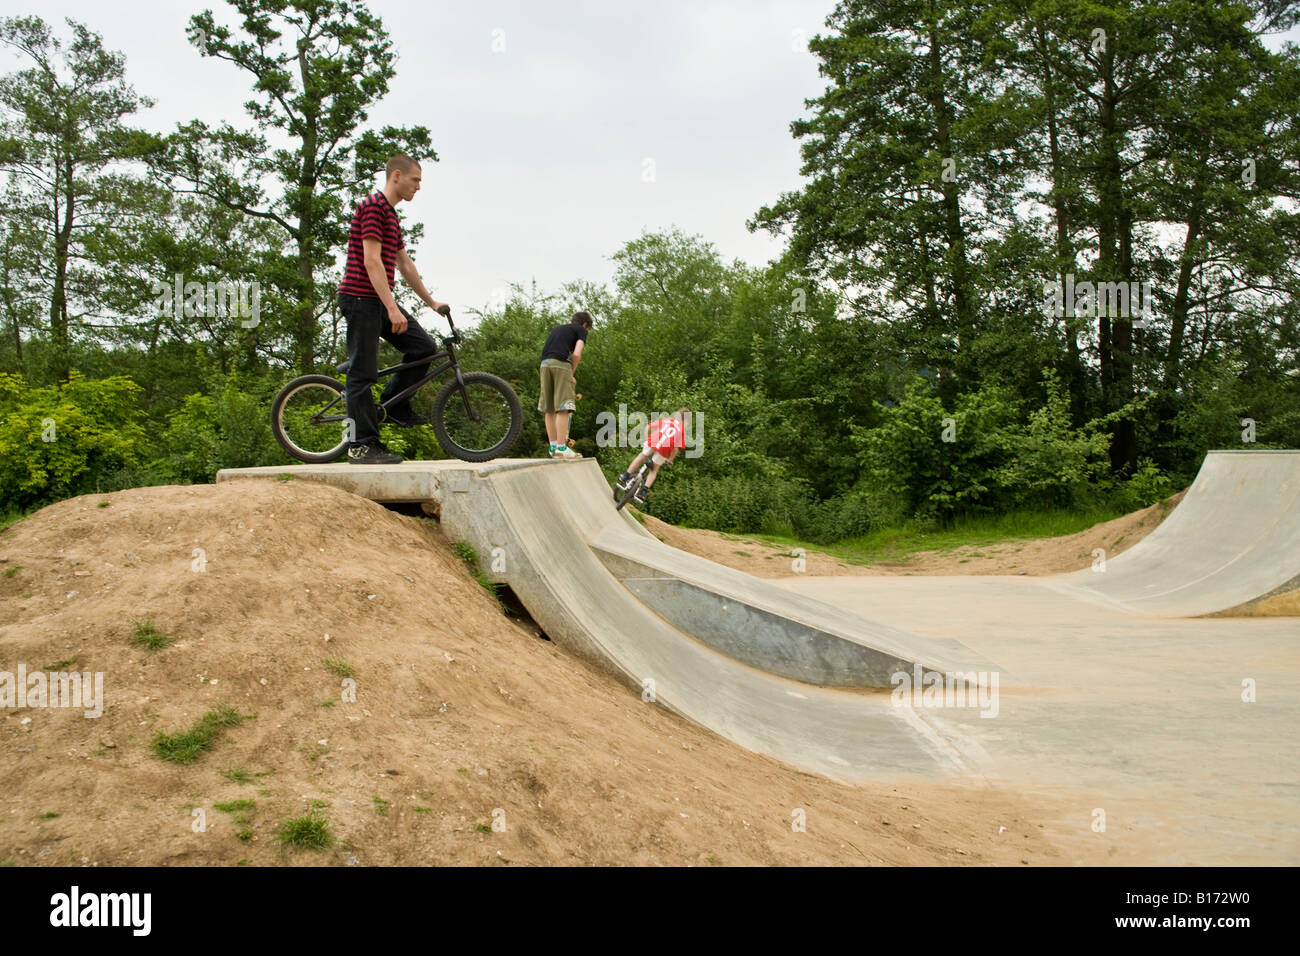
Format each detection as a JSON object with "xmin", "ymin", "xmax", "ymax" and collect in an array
[{"xmin": 217, "ymin": 449, "xmax": 1300, "ymax": 864}]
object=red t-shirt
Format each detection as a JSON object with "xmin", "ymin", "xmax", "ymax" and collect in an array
[
  {"xmin": 339, "ymin": 192, "xmax": 404, "ymax": 297},
  {"xmin": 647, "ymin": 418, "xmax": 685, "ymax": 456}
]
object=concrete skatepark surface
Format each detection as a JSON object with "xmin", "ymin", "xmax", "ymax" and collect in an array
[
  {"xmin": 1050, "ymin": 450, "xmax": 1300, "ymax": 616},
  {"xmin": 217, "ymin": 449, "xmax": 1300, "ymax": 862}
]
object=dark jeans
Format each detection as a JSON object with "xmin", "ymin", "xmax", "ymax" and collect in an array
[{"xmin": 339, "ymin": 294, "xmax": 440, "ymax": 447}]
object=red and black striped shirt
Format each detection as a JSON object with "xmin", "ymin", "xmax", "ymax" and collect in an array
[{"xmin": 339, "ymin": 192, "xmax": 404, "ymax": 298}]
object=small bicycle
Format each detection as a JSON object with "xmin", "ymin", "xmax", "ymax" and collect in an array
[
  {"xmin": 270, "ymin": 309, "xmax": 523, "ymax": 463},
  {"xmin": 613, "ymin": 457, "xmax": 655, "ymax": 512}
]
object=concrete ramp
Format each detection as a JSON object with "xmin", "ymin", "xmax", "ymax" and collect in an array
[
  {"xmin": 218, "ymin": 458, "xmax": 988, "ymax": 780},
  {"xmin": 1050, "ymin": 450, "xmax": 1300, "ymax": 616},
  {"xmin": 434, "ymin": 460, "xmax": 985, "ymax": 779}
]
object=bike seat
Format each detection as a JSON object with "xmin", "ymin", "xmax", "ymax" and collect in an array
[{"xmin": 336, "ymin": 360, "xmax": 351, "ymax": 374}]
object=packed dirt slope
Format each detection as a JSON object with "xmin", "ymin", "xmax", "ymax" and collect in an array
[{"xmin": 1, "ymin": 479, "xmax": 1145, "ymax": 866}]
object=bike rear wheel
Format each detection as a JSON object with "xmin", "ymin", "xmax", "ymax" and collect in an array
[
  {"xmin": 271, "ymin": 374, "xmax": 351, "ymax": 463},
  {"xmin": 431, "ymin": 371, "xmax": 523, "ymax": 462}
]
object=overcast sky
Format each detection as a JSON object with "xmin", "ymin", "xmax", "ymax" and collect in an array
[
  {"xmin": 3, "ymin": 0, "xmax": 840, "ymax": 320},
  {"xmin": 6, "ymin": 2, "xmax": 1298, "ymax": 325}
]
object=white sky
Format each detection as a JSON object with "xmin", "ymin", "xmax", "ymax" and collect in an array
[
  {"xmin": 4, "ymin": 2, "xmax": 1297, "ymax": 324},
  {"xmin": 3, "ymin": 0, "xmax": 839, "ymax": 320}
]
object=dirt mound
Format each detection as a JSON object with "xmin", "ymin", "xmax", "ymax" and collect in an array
[
  {"xmin": 0, "ymin": 479, "xmax": 1131, "ymax": 866},
  {"xmin": 641, "ymin": 492, "xmax": 1188, "ymax": 579}
]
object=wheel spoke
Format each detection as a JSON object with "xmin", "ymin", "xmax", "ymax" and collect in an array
[
  {"xmin": 278, "ymin": 382, "xmax": 350, "ymax": 458},
  {"xmin": 440, "ymin": 382, "xmax": 515, "ymax": 453}
]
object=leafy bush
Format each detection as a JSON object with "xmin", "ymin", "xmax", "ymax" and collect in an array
[
  {"xmin": 0, "ymin": 372, "xmax": 149, "ymax": 511},
  {"xmin": 1118, "ymin": 458, "xmax": 1176, "ymax": 510},
  {"xmin": 851, "ymin": 372, "xmax": 1112, "ymax": 521}
]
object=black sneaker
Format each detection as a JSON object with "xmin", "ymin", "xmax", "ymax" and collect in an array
[
  {"xmin": 348, "ymin": 441, "xmax": 404, "ymax": 464},
  {"xmin": 615, "ymin": 471, "xmax": 633, "ymax": 492},
  {"xmin": 633, "ymin": 485, "xmax": 649, "ymax": 505}
]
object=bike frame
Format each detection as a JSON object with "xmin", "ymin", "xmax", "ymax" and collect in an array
[{"xmin": 312, "ymin": 317, "xmax": 479, "ymax": 425}]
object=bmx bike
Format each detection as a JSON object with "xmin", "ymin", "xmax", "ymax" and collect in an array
[
  {"xmin": 614, "ymin": 456, "xmax": 657, "ymax": 512},
  {"xmin": 270, "ymin": 308, "xmax": 523, "ymax": 463}
]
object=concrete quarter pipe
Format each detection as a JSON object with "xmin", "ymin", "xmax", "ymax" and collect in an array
[{"xmin": 1050, "ymin": 450, "xmax": 1300, "ymax": 616}]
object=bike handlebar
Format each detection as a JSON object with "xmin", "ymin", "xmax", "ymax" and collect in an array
[{"xmin": 437, "ymin": 304, "xmax": 461, "ymax": 344}]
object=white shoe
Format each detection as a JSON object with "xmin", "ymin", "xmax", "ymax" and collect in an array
[{"xmin": 551, "ymin": 445, "xmax": 583, "ymax": 460}]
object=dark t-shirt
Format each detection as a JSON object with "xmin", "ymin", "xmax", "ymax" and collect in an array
[{"xmin": 540, "ymin": 323, "xmax": 588, "ymax": 363}]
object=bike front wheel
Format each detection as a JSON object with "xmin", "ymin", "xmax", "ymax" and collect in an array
[
  {"xmin": 271, "ymin": 374, "xmax": 351, "ymax": 463},
  {"xmin": 431, "ymin": 371, "xmax": 523, "ymax": 462},
  {"xmin": 614, "ymin": 466, "xmax": 648, "ymax": 512}
]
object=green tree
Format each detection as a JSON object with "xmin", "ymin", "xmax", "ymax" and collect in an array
[
  {"xmin": 166, "ymin": 0, "xmax": 433, "ymax": 373},
  {"xmin": 0, "ymin": 16, "xmax": 165, "ymax": 381}
]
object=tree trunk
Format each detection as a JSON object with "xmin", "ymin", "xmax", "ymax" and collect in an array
[
  {"xmin": 1035, "ymin": 21, "xmax": 1085, "ymax": 422},
  {"xmin": 295, "ymin": 41, "xmax": 320, "ymax": 375},
  {"xmin": 926, "ymin": 8, "xmax": 975, "ymax": 372},
  {"xmin": 1094, "ymin": 41, "xmax": 1135, "ymax": 473},
  {"xmin": 50, "ymin": 153, "xmax": 76, "ymax": 381}
]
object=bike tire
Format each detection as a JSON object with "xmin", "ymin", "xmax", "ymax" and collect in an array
[
  {"xmin": 431, "ymin": 371, "xmax": 524, "ymax": 462},
  {"xmin": 271, "ymin": 374, "xmax": 350, "ymax": 463},
  {"xmin": 614, "ymin": 466, "xmax": 647, "ymax": 512}
]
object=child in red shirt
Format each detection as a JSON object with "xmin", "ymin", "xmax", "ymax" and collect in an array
[{"xmin": 616, "ymin": 408, "xmax": 690, "ymax": 505}]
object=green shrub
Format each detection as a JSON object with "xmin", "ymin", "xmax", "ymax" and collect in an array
[{"xmin": 0, "ymin": 372, "xmax": 149, "ymax": 511}]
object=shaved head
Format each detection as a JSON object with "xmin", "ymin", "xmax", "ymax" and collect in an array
[{"xmin": 386, "ymin": 154, "xmax": 420, "ymax": 178}]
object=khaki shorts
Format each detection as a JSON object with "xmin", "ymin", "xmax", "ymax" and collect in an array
[
  {"xmin": 538, "ymin": 359, "xmax": 576, "ymax": 413},
  {"xmin": 641, "ymin": 443, "xmax": 668, "ymax": 467}
]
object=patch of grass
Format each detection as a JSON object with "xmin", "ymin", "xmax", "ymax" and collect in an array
[
  {"xmin": 276, "ymin": 474, "xmax": 295, "ymax": 482},
  {"xmin": 748, "ymin": 505, "xmax": 1130, "ymax": 567},
  {"xmin": 476, "ymin": 822, "xmax": 492, "ymax": 834},
  {"xmin": 0, "ymin": 858, "xmax": 13, "ymax": 867},
  {"xmin": 150, "ymin": 704, "xmax": 247, "ymax": 764},
  {"xmin": 0, "ymin": 506, "xmax": 36, "ymax": 532},
  {"xmin": 452, "ymin": 540, "xmax": 505, "ymax": 605},
  {"xmin": 707, "ymin": 853, "xmax": 722, "ymax": 865},
  {"xmin": 276, "ymin": 813, "xmax": 333, "ymax": 850},
  {"xmin": 413, "ymin": 806, "xmax": 432, "ymax": 815},
  {"xmin": 319, "ymin": 698, "xmax": 336, "ymax": 708},
  {"xmin": 372, "ymin": 795, "xmax": 390, "ymax": 816},
  {"xmin": 300, "ymin": 743, "xmax": 329, "ymax": 762},
  {"xmin": 221, "ymin": 766, "xmax": 252, "ymax": 784},
  {"xmin": 214, "ymin": 799, "xmax": 255, "ymax": 828},
  {"xmin": 456, "ymin": 767, "xmax": 469, "ymax": 777},
  {"xmin": 236, "ymin": 829, "xmax": 253, "ymax": 842},
  {"xmin": 3, "ymin": 566, "xmax": 20, "ymax": 578},
  {"xmin": 98, "ymin": 501, "xmax": 111, "ymax": 508},
  {"xmin": 131, "ymin": 620, "xmax": 172, "ymax": 652},
  {"xmin": 44, "ymin": 658, "xmax": 77, "ymax": 670},
  {"xmin": 213, "ymin": 799, "xmax": 255, "ymax": 813},
  {"xmin": 321, "ymin": 657, "xmax": 354, "ymax": 679},
  {"xmin": 307, "ymin": 799, "xmax": 329, "ymax": 810},
  {"xmin": 236, "ymin": 858, "xmax": 251, "ymax": 865},
  {"xmin": 39, "ymin": 811, "xmax": 59, "ymax": 820}
]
